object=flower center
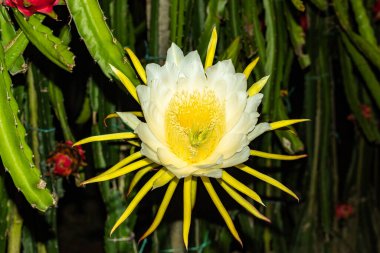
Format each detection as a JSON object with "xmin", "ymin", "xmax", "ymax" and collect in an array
[{"xmin": 165, "ymin": 89, "xmax": 225, "ymax": 163}]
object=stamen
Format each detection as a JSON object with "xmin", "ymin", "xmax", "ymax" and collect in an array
[{"xmin": 165, "ymin": 89, "xmax": 225, "ymax": 163}]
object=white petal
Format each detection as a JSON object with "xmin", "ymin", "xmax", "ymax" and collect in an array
[
  {"xmin": 233, "ymin": 73, "xmax": 248, "ymax": 94},
  {"xmin": 206, "ymin": 60, "xmax": 236, "ymax": 81},
  {"xmin": 194, "ymin": 153, "xmax": 223, "ymax": 168},
  {"xmin": 229, "ymin": 112, "xmax": 257, "ymax": 134},
  {"xmin": 193, "ymin": 168, "xmax": 223, "ymax": 178},
  {"xmin": 225, "ymin": 91, "xmax": 247, "ymax": 131},
  {"xmin": 157, "ymin": 147, "xmax": 187, "ymax": 167},
  {"xmin": 213, "ymin": 133, "xmax": 249, "ymax": 160},
  {"xmin": 179, "ymin": 51, "xmax": 206, "ymax": 81},
  {"xmin": 140, "ymin": 143, "xmax": 160, "ymax": 164},
  {"xmin": 143, "ymin": 102, "xmax": 166, "ymax": 143},
  {"xmin": 166, "ymin": 43, "xmax": 184, "ymax": 66},
  {"xmin": 221, "ymin": 146, "xmax": 250, "ymax": 168},
  {"xmin": 136, "ymin": 85, "xmax": 151, "ymax": 108},
  {"xmin": 116, "ymin": 112, "xmax": 141, "ymax": 130},
  {"xmin": 158, "ymin": 63, "xmax": 180, "ymax": 90},
  {"xmin": 146, "ymin": 63, "xmax": 161, "ymax": 85},
  {"xmin": 156, "ymin": 148, "xmax": 200, "ymax": 178},
  {"xmin": 248, "ymin": 122, "xmax": 271, "ymax": 141},
  {"xmin": 245, "ymin": 93, "xmax": 263, "ymax": 113},
  {"xmin": 135, "ymin": 123, "xmax": 165, "ymax": 151}
]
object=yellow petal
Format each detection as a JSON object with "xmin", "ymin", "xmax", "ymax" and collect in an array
[
  {"xmin": 103, "ymin": 112, "xmax": 143, "ymax": 126},
  {"xmin": 131, "ymin": 111, "xmax": 143, "ymax": 117},
  {"xmin": 127, "ymin": 140, "xmax": 141, "ymax": 147},
  {"xmin": 106, "ymin": 151, "xmax": 143, "ymax": 175},
  {"xmin": 236, "ymin": 164, "xmax": 299, "ymax": 201},
  {"xmin": 82, "ymin": 158, "xmax": 153, "ymax": 185},
  {"xmin": 191, "ymin": 177, "xmax": 197, "ymax": 210},
  {"xmin": 270, "ymin": 119, "xmax": 310, "ymax": 131},
  {"xmin": 218, "ymin": 179, "xmax": 270, "ymax": 222},
  {"xmin": 250, "ymin": 150, "xmax": 307, "ymax": 160},
  {"xmin": 243, "ymin": 57, "xmax": 259, "ymax": 79},
  {"xmin": 109, "ymin": 64, "xmax": 140, "ymax": 103},
  {"xmin": 138, "ymin": 178, "xmax": 179, "ymax": 243},
  {"xmin": 128, "ymin": 165, "xmax": 159, "ymax": 195},
  {"xmin": 247, "ymin": 75, "xmax": 270, "ymax": 97},
  {"xmin": 103, "ymin": 113, "xmax": 119, "ymax": 126},
  {"xmin": 125, "ymin": 48, "xmax": 147, "ymax": 84},
  {"xmin": 111, "ymin": 169, "xmax": 166, "ymax": 235},
  {"xmin": 152, "ymin": 170, "xmax": 175, "ymax": 189},
  {"xmin": 73, "ymin": 132, "xmax": 137, "ymax": 146},
  {"xmin": 201, "ymin": 177, "xmax": 242, "ymax": 246},
  {"xmin": 221, "ymin": 171, "xmax": 265, "ymax": 206},
  {"xmin": 183, "ymin": 176, "xmax": 192, "ymax": 249},
  {"xmin": 204, "ymin": 27, "xmax": 217, "ymax": 70}
]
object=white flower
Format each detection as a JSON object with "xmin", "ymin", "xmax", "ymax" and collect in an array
[
  {"xmin": 135, "ymin": 43, "xmax": 262, "ymax": 179},
  {"xmin": 75, "ymin": 28, "xmax": 308, "ymax": 248}
]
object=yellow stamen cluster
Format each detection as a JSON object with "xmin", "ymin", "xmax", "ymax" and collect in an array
[{"xmin": 165, "ymin": 89, "xmax": 225, "ymax": 163}]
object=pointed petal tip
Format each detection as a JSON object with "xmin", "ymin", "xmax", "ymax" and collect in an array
[
  {"xmin": 138, "ymin": 234, "xmax": 148, "ymax": 245},
  {"xmin": 237, "ymin": 238, "xmax": 243, "ymax": 247},
  {"xmin": 80, "ymin": 180, "xmax": 91, "ymax": 186},
  {"xmin": 184, "ymin": 240, "xmax": 189, "ymax": 250},
  {"xmin": 212, "ymin": 26, "xmax": 217, "ymax": 35},
  {"xmin": 110, "ymin": 224, "xmax": 118, "ymax": 236}
]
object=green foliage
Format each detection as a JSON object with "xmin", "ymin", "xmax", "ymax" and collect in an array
[
  {"xmin": 13, "ymin": 11, "xmax": 75, "ymax": 72},
  {"xmin": 0, "ymin": 45, "xmax": 54, "ymax": 212},
  {"xmin": 66, "ymin": 0, "xmax": 138, "ymax": 84}
]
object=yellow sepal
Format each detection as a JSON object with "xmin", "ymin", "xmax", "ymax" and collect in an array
[
  {"xmin": 247, "ymin": 75, "xmax": 270, "ymax": 96},
  {"xmin": 104, "ymin": 112, "xmax": 143, "ymax": 126},
  {"xmin": 138, "ymin": 178, "xmax": 179, "ymax": 243},
  {"xmin": 125, "ymin": 48, "xmax": 147, "ymax": 84},
  {"xmin": 204, "ymin": 27, "xmax": 217, "ymax": 70},
  {"xmin": 270, "ymin": 119, "xmax": 310, "ymax": 130},
  {"xmin": 128, "ymin": 165, "xmax": 158, "ymax": 195},
  {"xmin": 221, "ymin": 171, "xmax": 265, "ymax": 206},
  {"xmin": 152, "ymin": 170, "xmax": 175, "ymax": 189},
  {"xmin": 219, "ymin": 179, "xmax": 270, "ymax": 222},
  {"xmin": 73, "ymin": 132, "xmax": 137, "ymax": 146},
  {"xmin": 183, "ymin": 176, "xmax": 192, "ymax": 249},
  {"xmin": 109, "ymin": 64, "xmax": 140, "ymax": 103},
  {"xmin": 201, "ymin": 177, "xmax": 242, "ymax": 246},
  {"xmin": 236, "ymin": 164, "xmax": 299, "ymax": 201},
  {"xmin": 105, "ymin": 151, "xmax": 143, "ymax": 175},
  {"xmin": 111, "ymin": 169, "xmax": 166, "ymax": 235},
  {"xmin": 81, "ymin": 158, "xmax": 153, "ymax": 185},
  {"xmin": 250, "ymin": 150, "xmax": 307, "ymax": 160},
  {"xmin": 191, "ymin": 177, "xmax": 197, "ymax": 210},
  {"xmin": 243, "ymin": 57, "xmax": 259, "ymax": 79},
  {"xmin": 103, "ymin": 113, "xmax": 118, "ymax": 126}
]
